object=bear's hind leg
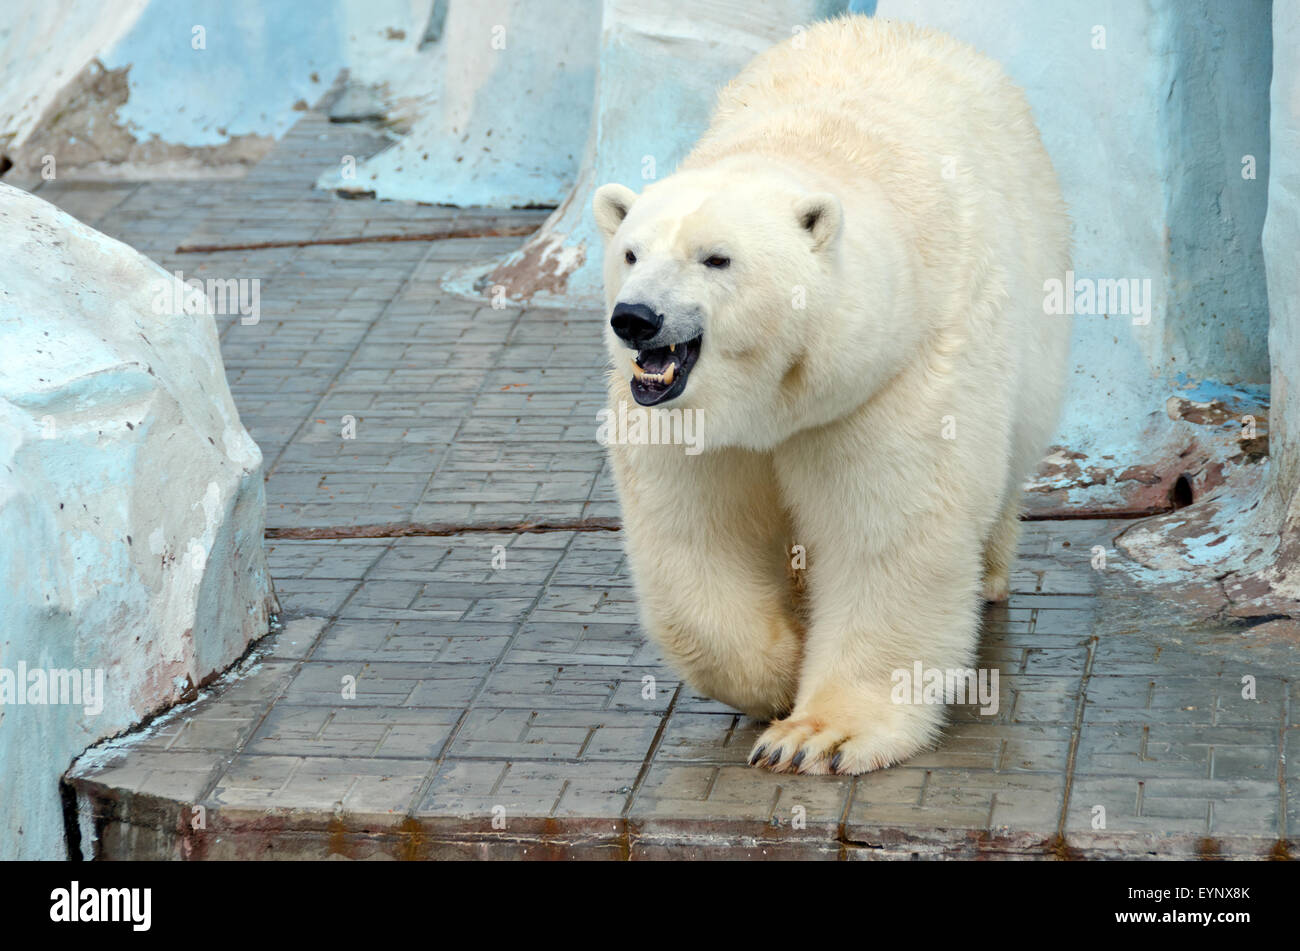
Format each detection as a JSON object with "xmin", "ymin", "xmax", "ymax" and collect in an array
[{"xmin": 980, "ymin": 495, "xmax": 1021, "ymax": 603}]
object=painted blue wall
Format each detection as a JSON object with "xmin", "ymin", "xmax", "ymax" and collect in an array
[
  {"xmin": 1161, "ymin": 1, "xmax": 1272, "ymax": 384},
  {"xmin": 102, "ymin": 0, "xmax": 355, "ymax": 146},
  {"xmin": 868, "ymin": 0, "xmax": 1273, "ymax": 510}
]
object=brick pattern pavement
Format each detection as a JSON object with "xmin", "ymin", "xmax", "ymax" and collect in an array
[
  {"xmin": 33, "ymin": 113, "xmax": 1298, "ymax": 860},
  {"xmin": 68, "ymin": 521, "xmax": 1298, "ymax": 860}
]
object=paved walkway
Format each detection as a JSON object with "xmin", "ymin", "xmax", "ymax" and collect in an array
[{"xmin": 37, "ymin": 113, "xmax": 1299, "ymax": 860}]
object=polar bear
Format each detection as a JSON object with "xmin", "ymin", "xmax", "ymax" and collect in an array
[{"xmin": 592, "ymin": 16, "xmax": 1071, "ymax": 774}]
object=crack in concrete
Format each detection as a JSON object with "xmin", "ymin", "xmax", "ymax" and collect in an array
[
  {"xmin": 266, "ymin": 512, "xmax": 1164, "ymax": 541},
  {"xmin": 265, "ymin": 517, "xmax": 622, "ymax": 540},
  {"xmin": 176, "ymin": 224, "xmax": 538, "ymax": 254}
]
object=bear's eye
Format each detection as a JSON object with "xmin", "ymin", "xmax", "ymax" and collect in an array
[
  {"xmin": 624, "ymin": 249, "xmax": 637, "ymax": 265},
  {"xmin": 703, "ymin": 255, "xmax": 730, "ymax": 269}
]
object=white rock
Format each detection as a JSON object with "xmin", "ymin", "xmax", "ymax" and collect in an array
[
  {"xmin": 318, "ymin": 0, "xmax": 601, "ymax": 207},
  {"xmin": 0, "ymin": 183, "xmax": 276, "ymax": 859}
]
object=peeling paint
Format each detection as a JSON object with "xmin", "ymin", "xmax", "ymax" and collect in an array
[
  {"xmin": 6, "ymin": 60, "xmax": 274, "ymax": 178},
  {"xmin": 1026, "ymin": 383, "xmax": 1270, "ymax": 518},
  {"xmin": 476, "ymin": 230, "xmax": 587, "ymax": 303}
]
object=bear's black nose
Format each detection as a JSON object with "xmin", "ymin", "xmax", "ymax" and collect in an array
[{"xmin": 610, "ymin": 302, "xmax": 663, "ymax": 345}]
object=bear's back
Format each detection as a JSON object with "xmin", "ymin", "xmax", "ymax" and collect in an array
[
  {"xmin": 682, "ymin": 14, "xmax": 1068, "ymax": 318},
  {"xmin": 703, "ymin": 16, "xmax": 1030, "ymax": 152}
]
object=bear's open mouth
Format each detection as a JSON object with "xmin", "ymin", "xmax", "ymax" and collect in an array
[{"xmin": 630, "ymin": 335, "xmax": 702, "ymax": 406}]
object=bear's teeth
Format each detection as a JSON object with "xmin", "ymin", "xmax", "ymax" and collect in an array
[
  {"xmin": 669, "ymin": 343, "xmax": 676, "ymax": 353},
  {"xmin": 631, "ymin": 357, "xmax": 674, "ymax": 386}
]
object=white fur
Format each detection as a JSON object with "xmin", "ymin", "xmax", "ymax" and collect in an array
[{"xmin": 593, "ymin": 16, "xmax": 1071, "ymax": 774}]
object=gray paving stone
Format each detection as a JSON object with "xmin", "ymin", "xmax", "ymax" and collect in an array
[
  {"xmin": 246, "ymin": 705, "xmax": 460, "ymax": 759},
  {"xmin": 653, "ymin": 713, "xmax": 764, "ymax": 765},
  {"xmin": 476, "ymin": 664, "xmax": 677, "ymax": 713},
  {"xmin": 308, "ymin": 618, "xmax": 511, "ymax": 664},
  {"xmin": 447, "ymin": 707, "xmax": 662, "ymax": 761},
  {"xmin": 502, "ymin": 621, "xmax": 662, "ymax": 666},
  {"xmin": 631, "ymin": 763, "xmax": 853, "ymax": 825},
  {"xmin": 212, "ymin": 754, "xmax": 427, "ymax": 819},
  {"xmin": 419, "ymin": 759, "xmax": 640, "ymax": 820},
  {"xmin": 280, "ymin": 661, "xmax": 490, "ymax": 708}
]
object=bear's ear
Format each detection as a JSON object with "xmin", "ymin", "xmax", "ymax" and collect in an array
[
  {"xmin": 794, "ymin": 192, "xmax": 842, "ymax": 252},
  {"xmin": 593, "ymin": 183, "xmax": 639, "ymax": 240}
]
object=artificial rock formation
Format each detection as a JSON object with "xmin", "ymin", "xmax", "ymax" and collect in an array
[{"xmin": 0, "ymin": 183, "xmax": 276, "ymax": 858}]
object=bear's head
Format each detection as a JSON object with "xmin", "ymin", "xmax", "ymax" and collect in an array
[{"xmin": 593, "ymin": 165, "xmax": 845, "ymax": 447}]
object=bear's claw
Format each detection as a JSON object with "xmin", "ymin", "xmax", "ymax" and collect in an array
[
  {"xmin": 747, "ymin": 717, "xmax": 846, "ymax": 775},
  {"xmin": 748, "ymin": 702, "xmax": 941, "ymax": 775}
]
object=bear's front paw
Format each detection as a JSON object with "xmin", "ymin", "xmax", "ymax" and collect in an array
[{"xmin": 747, "ymin": 696, "xmax": 943, "ymax": 775}]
